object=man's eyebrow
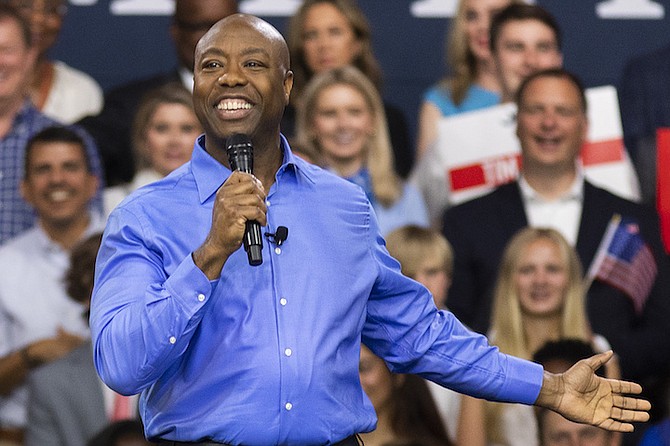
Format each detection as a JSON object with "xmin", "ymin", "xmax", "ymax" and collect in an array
[
  {"xmin": 240, "ymin": 47, "xmax": 270, "ymax": 58},
  {"xmin": 199, "ymin": 47, "xmax": 270, "ymax": 58}
]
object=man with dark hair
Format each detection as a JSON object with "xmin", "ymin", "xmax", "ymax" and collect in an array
[
  {"xmin": 489, "ymin": 3, "xmax": 563, "ymax": 103},
  {"xmin": 0, "ymin": 4, "xmax": 103, "ymax": 246},
  {"xmin": 442, "ymin": 69, "xmax": 670, "ymax": 424},
  {"xmin": 0, "ymin": 126, "xmax": 104, "ymax": 444}
]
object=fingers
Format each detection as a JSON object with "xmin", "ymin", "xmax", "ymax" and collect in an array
[
  {"xmin": 612, "ymin": 394, "xmax": 652, "ymax": 412},
  {"xmin": 611, "ymin": 406, "xmax": 651, "ymax": 423},
  {"xmin": 598, "ymin": 419, "xmax": 635, "ymax": 433},
  {"xmin": 582, "ymin": 350, "xmax": 614, "ymax": 372},
  {"xmin": 606, "ymin": 378, "xmax": 643, "ymax": 396}
]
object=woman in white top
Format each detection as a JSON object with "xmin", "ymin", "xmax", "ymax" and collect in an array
[
  {"xmin": 457, "ymin": 227, "xmax": 620, "ymax": 446},
  {"xmin": 104, "ymin": 83, "xmax": 202, "ymax": 216},
  {"xmin": 11, "ymin": 0, "xmax": 103, "ymax": 123}
]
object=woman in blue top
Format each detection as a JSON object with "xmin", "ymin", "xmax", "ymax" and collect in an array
[
  {"xmin": 296, "ymin": 66, "xmax": 429, "ymax": 236},
  {"xmin": 415, "ymin": 0, "xmax": 520, "ymax": 159}
]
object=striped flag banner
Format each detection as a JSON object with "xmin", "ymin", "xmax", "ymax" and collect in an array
[{"xmin": 586, "ymin": 214, "xmax": 657, "ymax": 315}]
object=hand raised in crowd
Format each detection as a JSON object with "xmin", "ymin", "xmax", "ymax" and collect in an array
[{"xmin": 24, "ymin": 328, "xmax": 85, "ymax": 366}]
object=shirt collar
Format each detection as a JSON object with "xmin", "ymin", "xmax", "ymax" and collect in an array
[
  {"xmin": 191, "ymin": 134, "xmax": 316, "ymax": 204},
  {"xmin": 34, "ymin": 211, "xmax": 106, "ymax": 254},
  {"xmin": 519, "ymin": 167, "xmax": 585, "ymax": 203}
]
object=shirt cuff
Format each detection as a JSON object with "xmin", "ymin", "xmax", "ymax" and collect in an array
[
  {"xmin": 495, "ymin": 354, "xmax": 544, "ymax": 405},
  {"xmin": 163, "ymin": 254, "xmax": 217, "ymax": 317}
]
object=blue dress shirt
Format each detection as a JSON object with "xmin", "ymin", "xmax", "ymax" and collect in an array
[{"xmin": 91, "ymin": 135, "xmax": 543, "ymax": 445}]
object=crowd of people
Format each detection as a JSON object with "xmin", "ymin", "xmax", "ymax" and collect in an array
[{"xmin": 0, "ymin": 0, "xmax": 667, "ymax": 445}]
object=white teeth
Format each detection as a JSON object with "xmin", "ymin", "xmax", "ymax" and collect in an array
[
  {"xmin": 49, "ymin": 190, "xmax": 70, "ymax": 202},
  {"xmin": 216, "ymin": 100, "xmax": 252, "ymax": 111}
]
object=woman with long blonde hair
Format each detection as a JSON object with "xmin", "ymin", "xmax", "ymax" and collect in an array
[
  {"xmin": 284, "ymin": 0, "xmax": 412, "ymax": 177},
  {"xmin": 296, "ymin": 66, "xmax": 428, "ymax": 235},
  {"xmin": 456, "ymin": 227, "xmax": 618, "ymax": 446}
]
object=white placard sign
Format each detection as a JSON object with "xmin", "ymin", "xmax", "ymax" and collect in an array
[{"xmin": 413, "ymin": 86, "xmax": 640, "ymax": 222}]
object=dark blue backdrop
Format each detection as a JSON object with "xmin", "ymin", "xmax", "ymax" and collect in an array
[{"xmin": 52, "ymin": 0, "xmax": 670, "ymax": 147}]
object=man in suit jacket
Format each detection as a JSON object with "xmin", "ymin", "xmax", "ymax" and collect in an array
[
  {"xmin": 24, "ymin": 341, "xmax": 106, "ymax": 446},
  {"xmin": 78, "ymin": 0, "xmax": 238, "ymax": 186},
  {"xmin": 442, "ymin": 68, "xmax": 670, "ymax": 386}
]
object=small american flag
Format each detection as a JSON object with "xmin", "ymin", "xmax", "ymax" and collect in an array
[{"xmin": 586, "ymin": 214, "xmax": 657, "ymax": 315}]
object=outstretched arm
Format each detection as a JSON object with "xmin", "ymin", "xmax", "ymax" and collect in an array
[{"xmin": 535, "ymin": 350, "xmax": 650, "ymax": 432}]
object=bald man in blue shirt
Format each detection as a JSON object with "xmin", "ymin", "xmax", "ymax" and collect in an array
[{"xmin": 90, "ymin": 14, "xmax": 650, "ymax": 446}]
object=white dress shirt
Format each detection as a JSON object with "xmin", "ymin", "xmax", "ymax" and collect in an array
[
  {"xmin": 0, "ymin": 215, "xmax": 104, "ymax": 428},
  {"xmin": 519, "ymin": 171, "xmax": 585, "ymax": 246}
]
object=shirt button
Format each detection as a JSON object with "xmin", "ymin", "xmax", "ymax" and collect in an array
[
  {"xmin": 197, "ymin": 293, "xmax": 206, "ymax": 302},
  {"xmin": 279, "ymin": 298, "xmax": 287, "ymax": 306},
  {"xmin": 284, "ymin": 348, "xmax": 292, "ymax": 357},
  {"xmin": 266, "ymin": 200, "xmax": 271, "ymax": 206},
  {"xmin": 285, "ymin": 402, "xmax": 293, "ymax": 411},
  {"xmin": 274, "ymin": 247, "xmax": 281, "ymax": 255},
  {"xmin": 169, "ymin": 336, "xmax": 176, "ymax": 344}
]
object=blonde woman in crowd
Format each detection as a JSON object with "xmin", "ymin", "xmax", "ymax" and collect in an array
[
  {"xmin": 285, "ymin": 0, "xmax": 412, "ymax": 176},
  {"xmin": 104, "ymin": 83, "xmax": 202, "ymax": 216},
  {"xmin": 385, "ymin": 225, "xmax": 453, "ymax": 310},
  {"xmin": 415, "ymin": 0, "xmax": 521, "ymax": 158},
  {"xmin": 385, "ymin": 225, "xmax": 462, "ymax": 443},
  {"xmin": 457, "ymin": 227, "xmax": 619, "ymax": 446},
  {"xmin": 296, "ymin": 66, "xmax": 428, "ymax": 235}
]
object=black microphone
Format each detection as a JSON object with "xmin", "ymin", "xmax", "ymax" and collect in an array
[
  {"xmin": 265, "ymin": 226, "xmax": 289, "ymax": 246},
  {"xmin": 226, "ymin": 134, "xmax": 263, "ymax": 266}
]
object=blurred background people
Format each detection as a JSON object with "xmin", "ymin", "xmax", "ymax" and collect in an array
[
  {"xmin": 0, "ymin": 126, "xmax": 102, "ymax": 445},
  {"xmin": 6, "ymin": 0, "xmax": 103, "ymax": 123},
  {"xmin": 78, "ymin": 0, "xmax": 237, "ymax": 187},
  {"xmin": 456, "ymin": 227, "xmax": 617, "ymax": 446},
  {"xmin": 385, "ymin": 225, "xmax": 460, "ymax": 443},
  {"xmin": 359, "ymin": 345, "xmax": 451, "ymax": 446},
  {"xmin": 385, "ymin": 225, "xmax": 453, "ymax": 310},
  {"xmin": 415, "ymin": 0, "xmax": 522, "ymax": 159},
  {"xmin": 441, "ymin": 69, "xmax": 670, "ymax": 386},
  {"xmin": 411, "ymin": 3, "xmax": 563, "ymax": 225},
  {"xmin": 296, "ymin": 66, "xmax": 428, "ymax": 236},
  {"xmin": 285, "ymin": 0, "xmax": 412, "ymax": 177},
  {"xmin": 25, "ymin": 233, "xmax": 112, "ymax": 446},
  {"xmin": 0, "ymin": 4, "xmax": 103, "ymax": 245},
  {"xmin": 489, "ymin": 3, "xmax": 563, "ymax": 103},
  {"xmin": 103, "ymin": 82, "xmax": 201, "ymax": 216}
]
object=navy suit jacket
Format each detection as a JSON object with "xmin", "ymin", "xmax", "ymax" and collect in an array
[{"xmin": 442, "ymin": 180, "xmax": 670, "ymax": 380}]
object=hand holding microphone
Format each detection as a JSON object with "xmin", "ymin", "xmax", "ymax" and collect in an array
[
  {"xmin": 226, "ymin": 134, "xmax": 264, "ymax": 266},
  {"xmin": 193, "ymin": 135, "xmax": 267, "ymax": 278}
]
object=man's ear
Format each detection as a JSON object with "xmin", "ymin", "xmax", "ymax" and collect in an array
[{"xmin": 284, "ymin": 70, "xmax": 294, "ymax": 105}]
